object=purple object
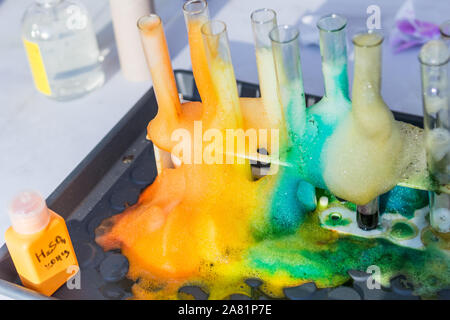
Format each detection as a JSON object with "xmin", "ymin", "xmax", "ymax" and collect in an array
[{"xmin": 390, "ymin": 18, "xmax": 440, "ymax": 53}]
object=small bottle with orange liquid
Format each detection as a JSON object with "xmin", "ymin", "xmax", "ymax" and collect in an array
[{"xmin": 5, "ymin": 191, "xmax": 78, "ymax": 296}]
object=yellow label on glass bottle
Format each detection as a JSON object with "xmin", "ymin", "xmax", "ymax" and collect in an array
[{"xmin": 23, "ymin": 39, "xmax": 51, "ymax": 95}]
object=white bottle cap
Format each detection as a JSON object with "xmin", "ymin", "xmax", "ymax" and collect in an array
[{"xmin": 8, "ymin": 191, "xmax": 50, "ymax": 235}]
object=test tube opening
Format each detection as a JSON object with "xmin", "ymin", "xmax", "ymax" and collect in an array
[
  {"xmin": 137, "ymin": 14, "xmax": 161, "ymax": 32},
  {"xmin": 201, "ymin": 20, "xmax": 227, "ymax": 37},
  {"xmin": 269, "ymin": 25, "xmax": 300, "ymax": 44},
  {"xmin": 183, "ymin": 0, "xmax": 208, "ymax": 16},
  {"xmin": 251, "ymin": 8, "xmax": 276, "ymax": 25},
  {"xmin": 352, "ymin": 30, "xmax": 384, "ymax": 48},
  {"xmin": 317, "ymin": 14, "xmax": 347, "ymax": 32}
]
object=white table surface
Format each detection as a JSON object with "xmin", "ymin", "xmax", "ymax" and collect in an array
[{"xmin": 0, "ymin": 0, "xmax": 448, "ymax": 299}]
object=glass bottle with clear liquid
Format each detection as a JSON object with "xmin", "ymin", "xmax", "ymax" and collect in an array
[{"xmin": 22, "ymin": 0, "xmax": 105, "ymax": 100}]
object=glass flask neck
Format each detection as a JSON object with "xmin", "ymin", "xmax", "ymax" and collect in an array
[
  {"xmin": 351, "ymin": 31, "xmax": 397, "ymax": 141},
  {"xmin": 352, "ymin": 32, "xmax": 384, "ymax": 102},
  {"xmin": 317, "ymin": 14, "xmax": 349, "ymax": 100}
]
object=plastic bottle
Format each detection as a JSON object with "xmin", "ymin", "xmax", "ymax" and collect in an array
[{"xmin": 4, "ymin": 191, "xmax": 78, "ymax": 296}]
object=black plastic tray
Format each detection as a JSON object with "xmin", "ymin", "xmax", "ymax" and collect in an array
[{"xmin": 0, "ymin": 70, "xmax": 432, "ymax": 300}]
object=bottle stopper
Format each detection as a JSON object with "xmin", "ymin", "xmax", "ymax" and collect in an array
[{"xmin": 8, "ymin": 191, "xmax": 50, "ymax": 234}]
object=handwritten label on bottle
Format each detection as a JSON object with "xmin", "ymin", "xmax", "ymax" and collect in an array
[{"xmin": 34, "ymin": 235, "xmax": 72, "ymax": 270}]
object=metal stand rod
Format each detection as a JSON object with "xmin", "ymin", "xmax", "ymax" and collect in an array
[{"xmin": 357, "ymin": 197, "xmax": 379, "ymax": 231}]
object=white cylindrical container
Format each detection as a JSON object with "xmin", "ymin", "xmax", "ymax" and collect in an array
[{"xmin": 109, "ymin": 0, "xmax": 152, "ymax": 81}]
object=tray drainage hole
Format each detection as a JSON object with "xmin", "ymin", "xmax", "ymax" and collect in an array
[
  {"xmin": 99, "ymin": 253, "xmax": 129, "ymax": 282},
  {"xmin": 122, "ymin": 154, "xmax": 134, "ymax": 164}
]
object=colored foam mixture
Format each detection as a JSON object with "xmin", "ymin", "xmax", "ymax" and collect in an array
[{"xmin": 96, "ymin": 4, "xmax": 449, "ymax": 299}]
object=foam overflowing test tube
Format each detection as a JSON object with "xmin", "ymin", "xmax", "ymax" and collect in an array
[{"xmin": 138, "ymin": 14, "xmax": 180, "ymax": 173}]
